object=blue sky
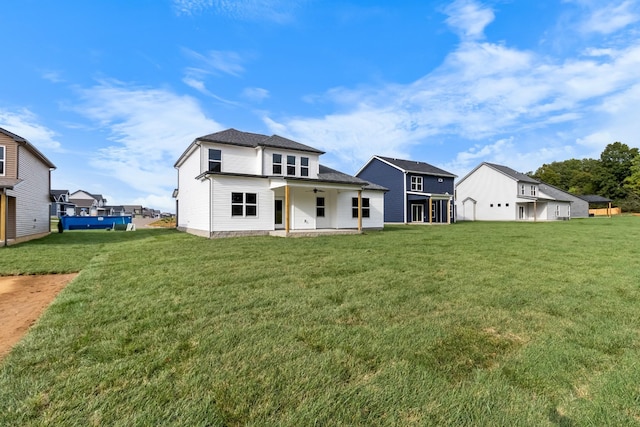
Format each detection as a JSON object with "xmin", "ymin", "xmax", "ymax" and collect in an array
[{"xmin": 2, "ymin": 0, "xmax": 640, "ymax": 213}]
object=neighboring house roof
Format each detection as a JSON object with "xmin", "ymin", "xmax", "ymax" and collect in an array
[
  {"xmin": 457, "ymin": 162, "xmax": 538, "ymax": 186},
  {"xmin": 196, "ymin": 128, "xmax": 325, "ymax": 154},
  {"xmin": 484, "ymin": 162, "xmax": 539, "ymax": 184},
  {"xmin": 316, "ymin": 165, "xmax": 387, "ymax": 190},
  {"xmin": 0, "ymin": 127, "xmax": 56, "ymax": 169},
  {"xmin": 368, "ymin": 155, "xmax": 457, "ymax": 178},
  {"xmin": 579, "ymin": 195, "xmax": 612, "ymax": 203},
  {"xmin": 538, "ymin": 182, "xmax": 588, "ymax": 203}
]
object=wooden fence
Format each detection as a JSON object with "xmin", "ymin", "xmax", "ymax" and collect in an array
[{"xmin": 589, "ymin": 207, "xmax": 621, "ymax": 216}]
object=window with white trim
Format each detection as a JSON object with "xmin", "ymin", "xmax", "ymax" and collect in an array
[
  {"xmin": 287, "ymin": 155, "xmax": 296, "ymax": 176},
  {"xmin": 352, "ymin": 197, "xmax": 370, "ymax": 218},
  {"xmin": 411, "ymin": 176, "xmax": 423, "ymax": 191},
  {"xmin": 273, "ymin": 154, "xmax": 282, "ymax": 174},
  {"xmin": 0, "ymin": 145, "xmax": 5, "ymax": 175},
  {"xmin": 520, "ymin": 184, "xmax": 525, "ymax": 195},
  {"xmin": 208, "ymin": 149, "xmax": 221, "ymax": 172},
  {"xmin": 301, "ymin": 157, "xmax": 309, "ymax": 177},
  {"xmin": 316, "ymin": 197, "xmax": 325, "ymax": 217},
  {"xmin": 231, "ymin": 192, "xmax": 257, "ymax": 217},
  {"xmin": 530, "ymin": 185, "xmax": 536, "ymax": 196}
]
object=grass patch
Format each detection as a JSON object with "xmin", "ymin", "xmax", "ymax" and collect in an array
[{"xmin": 1, "ymin": 218, "xmax": 640, "ymax": 425}]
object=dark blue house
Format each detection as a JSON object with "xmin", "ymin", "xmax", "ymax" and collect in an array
[{"xmin": 356, "ymin": 156, "xmax": 456, "ymax": 224}]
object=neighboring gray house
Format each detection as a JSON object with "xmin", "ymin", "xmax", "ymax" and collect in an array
[
  {"xmin": 1, "ymin": 127, "xmax": 56, "ymax": 246},
  {"xmin": 50, "ymin": 189, "xmax": 76, "ymax": 217},
  {"xmin": 537, "ymin": 182, "xmax": 589, "ymax": 218}
]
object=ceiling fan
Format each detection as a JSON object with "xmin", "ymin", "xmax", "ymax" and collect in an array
[{"xmin": 306, "ymin": 188, "xmax": 325, "ymax": 193}]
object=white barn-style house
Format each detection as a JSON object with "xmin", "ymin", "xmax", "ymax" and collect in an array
[
  {"xmin": 173, "ymin": 129, "xmax": 386, "ymax": 237},
  {"xmin": 455, "ymin": 162, "xmax": 580, "ymax": 221}
]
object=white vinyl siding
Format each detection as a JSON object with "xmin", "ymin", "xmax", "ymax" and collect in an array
[
  {"xmin": 262, "ymin": 148, "xmax": 320, "ymax": 179},
  {"xmin": 201, "ymin": 143, "xmax": 260, "ymax": 175},
  {"xmin": 210, "ymin": 175, "xmax": 273, "ymax": 232},
  {"xmin": 455, "ymin": 164, "xmax": 518, "ymax": 221},
  {"xmin": 176, "ymin": 149, "xmax": 210, "ymax": 235}
]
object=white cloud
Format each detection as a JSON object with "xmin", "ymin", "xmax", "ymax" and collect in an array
[
  {"xmin": 0, "ymin": 109, "xmax": 62, "ymax": 151},
  {"xmin": 263, "ymin": 0, "xmax": 640, "ymax": 176},
  {"xmin": 443, "ymin": 0, "xmax": 495, "ymax": 40},
  {"xmin": 182, "ymin": 49, "xmax": 246, "ymax": 77},
  {"xmin": 173, "ymin": 0, "xmax": 303, "ymax": 23},
  {"xmin": 242, "ymin": 87, "xmax": 270, "ymax": 102},
  {"xmin": 579, "ymin": 1, "xmax": 640, "ymax": 34},
  {"xmin": 73, "ymin": 80, "xmax": 222, "ymax": 197}
]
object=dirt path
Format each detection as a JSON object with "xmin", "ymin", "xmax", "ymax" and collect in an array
[{"xmin": 0, "ymin": 273, "xmax": 78, "ymax": 360}]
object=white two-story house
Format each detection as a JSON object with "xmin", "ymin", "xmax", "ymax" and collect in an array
[
  {"xmin": 456, "ymin": 162, "xmax": 574, "ymax": 221},
  {"xmin": 174, "ymin": 129, "xmax": 386, "ymax": 237}
]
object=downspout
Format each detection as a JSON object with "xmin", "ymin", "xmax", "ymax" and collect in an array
[
  {"xmin": 209, "ymin": 176, "xmax": 213, "ymax": 238},
  {"xmin": 357, "ymin": 189, "xmax": 362, "ymax": 231},
  {"xmin": 1, "ymin": 192, "xmax": 6, "ymax": 246},
  {"xmin": 403, "ymin": 172, "xmax": 407, "ymax": 223}
]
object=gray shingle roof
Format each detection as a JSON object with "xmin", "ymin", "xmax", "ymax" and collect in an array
[
  {"xmin": 198, "ymin": 128, "xmax": 324, "ymax": 154},
  {"xmin": 0, "ymin": 127, "xmax": 56, "ymax": 169},
  {"xmin": 579, "ymin": 194, "xmax": 612, "ymax": 203},
  {"xmin": 317, "ymin": 165, "xmax": 387, "ymax": 190},
  {"xmin": 377, "ymin": 156, "xmax": 456, "ymax": 177},
  {"xmin": 484, "ymin": 162, "xmax": 539, "ymax": 184}
]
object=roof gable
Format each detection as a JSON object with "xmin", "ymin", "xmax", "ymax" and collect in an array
[
  {"xmin": 373, "ymin": 155, "xmax": 456, "ymax": 177},
  {"xmin": 197, "ymin": 128, "xmax": 324, "ymax": 154},
  {"xmin": 0, "ymin": 126, "xmax": 56, "ymax": 169}
]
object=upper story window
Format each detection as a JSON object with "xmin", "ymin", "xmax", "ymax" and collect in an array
[
  {"xmin": 272, "ymin": 154, "xmax": 282, "ymax": 174},
  {"xmin": 352, "ymin": 197, "xmax": 370, "ymax": 218},
  {"xmin": 287, "ymin": 155, "xmax": 296, "ymax": 176},
  {"xmin": 411, "ymin": 176, "xmax": 423, "ymax": 191},
  {"xmin": 520, "ymin": 184, "xmax": 525, "ymax": 195},
  {"xmin": 208, "ymin": 149, "xmax": 221, "ymax": 172},
  {"xmin": 530, "ymin": 185, "xmax": 536, "ymax": 196},
  {"xmin": 0, "ymin": 145, "xmax": 5, "ymax": 175},
  {"xmin": 301, "ymin": 157, "xmax": 309, "ymax": 177}
]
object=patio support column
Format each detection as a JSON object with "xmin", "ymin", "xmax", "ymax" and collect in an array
[
  {"xmin": 0, "ymin": 193, "xmax": 5, "ymax": 244},
  {"xmin": 357, "ymin": 190, "xmax": 362, "ymax": 231},
  {"xmin": 447, "ymin": 198, "xmax": 451, "ymax": 224},
  {"xmin": 285, "ymin": 185, "xmax": 290, "ymax": 233},
  {"xmin": 608, "ymin": 201, "xmax": 611, "ymax": 218},
  {"xmin": 428, "ymin": 198, "xmax": 433, "ymax": 224},
  {"xmin": 534, "ymin": 200, "xmax": 537, "ymax": 222}
]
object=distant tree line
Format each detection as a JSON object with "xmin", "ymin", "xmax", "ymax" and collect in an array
[{"xmin": 528, "ymin": 142, "xmax": 640, "ymax": 212}]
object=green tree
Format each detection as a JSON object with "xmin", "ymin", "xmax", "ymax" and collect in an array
[
  {"xmin": 596, "ymin": 142, "xmax": 639, "ymax": 199},
  {"xmin": 623, "ymin": 153, "xmax": 640, "ymax": 196}
]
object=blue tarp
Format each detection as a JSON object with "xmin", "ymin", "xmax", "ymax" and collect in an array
[{"xmin": 60, "ymin": 215, "xmax": 132, "ymax": 230}]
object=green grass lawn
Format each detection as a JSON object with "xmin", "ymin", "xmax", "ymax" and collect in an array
[{"xmin": 1, "ymin": 218, "xmax": 640, "ymax": 426}]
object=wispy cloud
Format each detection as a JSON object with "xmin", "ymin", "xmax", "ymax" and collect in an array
[
  {"xmin": 578, "ymin": 0, "xmax": 640, "ymax": 34},
  {"xmin": 72, "ymin": 80, "xmax": 222, "ymax": 208},
  {"xmin": 173, "ymin": 0, "xmax": 304, "ymax": 23},
  {"xmin": 0, "ymin": 109, "xmax": 62, "ymax": 151},
  {"xmin": 264, "ymin": 0, "xmax": 640, "ymax": 175},
  {"xmin": 443, "ymin": 0, "xmax": 495, "ymax": 41}
]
